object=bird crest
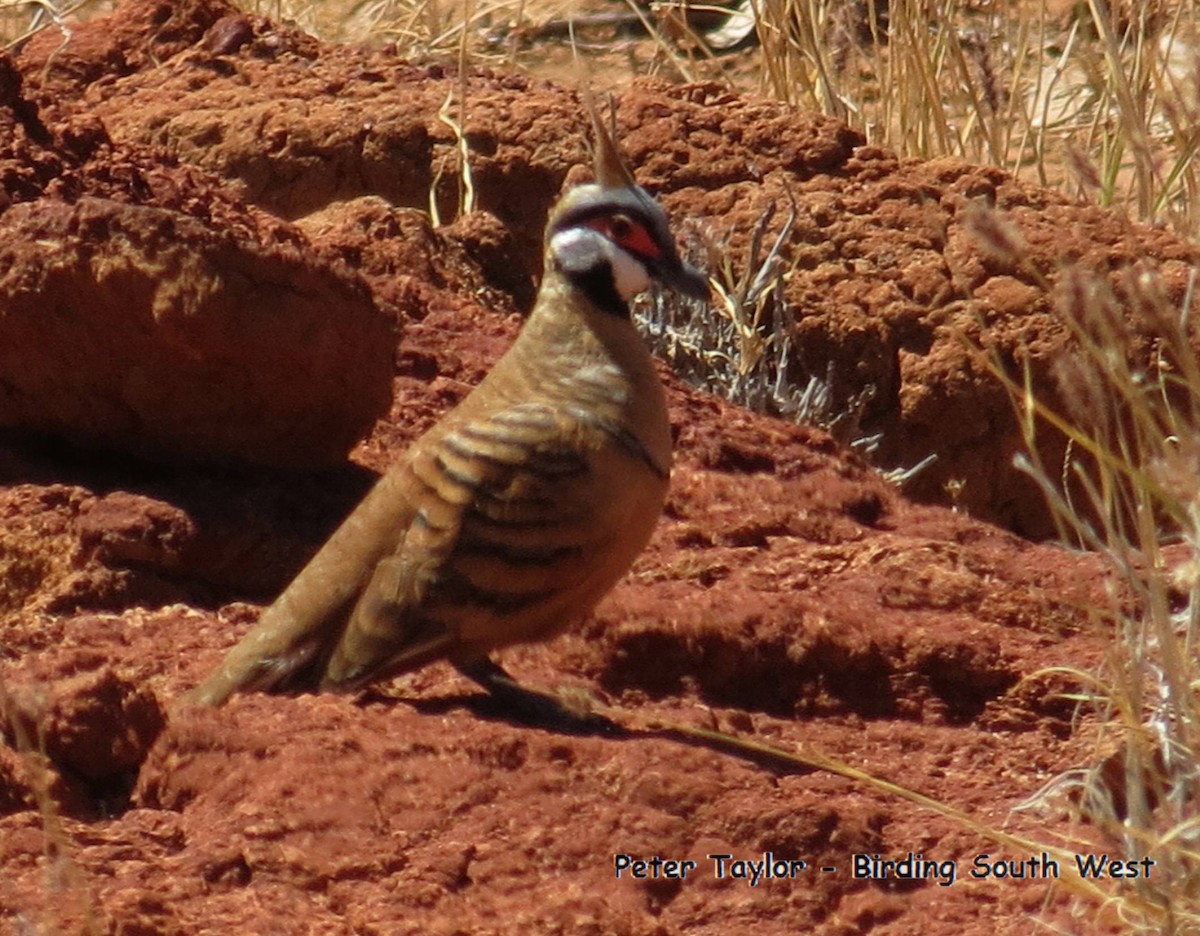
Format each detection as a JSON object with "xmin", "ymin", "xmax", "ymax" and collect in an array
[{"xmin": 583, "ymin": 90, "xmax": 638, "ymax": 191}]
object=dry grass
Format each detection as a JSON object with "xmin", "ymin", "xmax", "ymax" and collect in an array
[
  {"xmin": 966, "ymin": 213, "xmax": 1200, "ymax": 930},
  {"xmin": 343, "ymin": 9, "xmax": 1200, "ymax": 934},
  {"xmin": 235, "ymin": 1, "xmax": 1200, "ymax": 240},
  {"xmin": 745, "ymin": 0, "xmax": 1200, "ymax": 240},
  {"xmin": 0, "ymin": 0, "xmax": 107, "ymax": 49},
  {"xmin": 0, "ymin": 675, "xmax": 101, "ymax": 935},
  {"xmin": 5, "ymin": 1, "xmax": 1200, "ymax": 931},
  {"xmin": 626, "ymin": 22, "xmax": 1200, "ymax": 928},
  {"xmin": 634, "ymin": 201, "xmax": 908, "ymax": 474},
  {"xmin": 10, "ymin": 1, "xmax": 1199, "ymax": 240}
]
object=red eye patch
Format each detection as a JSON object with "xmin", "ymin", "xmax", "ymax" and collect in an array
[{"xmin": 585, "ymin": 216, "xmax": 663, "ymax": 261}]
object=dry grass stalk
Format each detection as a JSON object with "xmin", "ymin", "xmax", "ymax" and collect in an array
[
  {"xmin": 969, "ymin": 207, "xmax": 1200, "ymax": 930},
  {"xmin": 744, "ymin": 0, "xmax": 1200, "ymax": 239}
]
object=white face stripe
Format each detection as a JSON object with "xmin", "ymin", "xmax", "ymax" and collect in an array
[
  {"xmin": 550, "ymin": 227, "xmax": 652, "ymax": 302},
  {"xmin": 608, "ymin": 243, "xmax": 652, "ymax": 300}
]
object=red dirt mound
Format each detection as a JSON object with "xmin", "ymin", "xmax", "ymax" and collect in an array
[
  {"xmin": 0, "ymin": 1, "xmax": 1164, "ymax": 933},
  {"xmin": 0, "ymin": 47, "xmax": 395, "ymax": 470},
  {"xmin": 17, "ymin": 5, "xmax": 1199, "ymax": 533}
]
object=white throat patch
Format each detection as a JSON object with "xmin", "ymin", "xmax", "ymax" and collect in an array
[{"xmin": 551, "ymin": 227, "xmax": 652, "ymax": 302}]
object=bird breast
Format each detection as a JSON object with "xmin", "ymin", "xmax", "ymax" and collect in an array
[{"xmin": 394, "ymin": 314, "xmax": 671, "ymax": 654}]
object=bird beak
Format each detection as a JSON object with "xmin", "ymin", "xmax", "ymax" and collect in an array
[{"xmin": 662, "ymin": 258, "xmax": 710, "ymax": 301}]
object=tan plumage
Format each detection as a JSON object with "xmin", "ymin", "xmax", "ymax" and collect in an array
[{"xmin": 190, "ymin": 108, "xmax": 708, "ymax": 707}]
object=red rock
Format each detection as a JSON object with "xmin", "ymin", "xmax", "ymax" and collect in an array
[{"xmin": 0, "ymin": 0, "xmax": 1173, "ymax": 932}]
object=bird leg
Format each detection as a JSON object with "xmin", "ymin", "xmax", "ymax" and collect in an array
[{"xmin": 456, "ymin": 657, "xmax": 624, "ymax": 736}]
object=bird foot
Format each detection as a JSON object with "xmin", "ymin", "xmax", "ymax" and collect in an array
[{"xmin": 456, "ymin": 658, "xmax": 622, "ymax": 736}]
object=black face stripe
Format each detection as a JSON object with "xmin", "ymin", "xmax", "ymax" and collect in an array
[
  {"xmin": 561, "ymin": 261, "xmax": 627, "ymax": 317},
  {"xmin": 582, "ymin": 214, "xmax": 664, "ymax": 265},
  {"xmin": 551, "ymin": 193, "xmax": 655, "ymax": 227},
  {"xmin": 552, "ymin": 196, "xmax": 675, "ymax": 264},
  {"xmin": 550, "ymin": 186, "xmax": 697, "ymax": 311}
]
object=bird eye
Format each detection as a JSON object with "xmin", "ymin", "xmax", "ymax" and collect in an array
[
  {"xmin": 581, "ymin": 212, "xmax": 663, "ymax": 261},
  {"xmin": 609, "ymin": 214, "xmax": 633, "ymax": 239}
]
